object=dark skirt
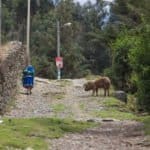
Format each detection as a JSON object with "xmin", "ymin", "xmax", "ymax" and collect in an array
[{"xmin": 23, "ymin": 75, "xmax": 34, "ymax": 88}]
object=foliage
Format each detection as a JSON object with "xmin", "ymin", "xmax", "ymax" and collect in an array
[
  {"xmin": 111, "ymin": 31, "xmax": 134, "ymax": 91},
  {"xmin": 127, "ymin": 94, "xmax": 138, "ymax": 112},
  {"xmin": 109, "ymin": 0, "xmax": 150, "ymax": 112},
  {"xmin": 129, "ymin": 24, "xmax": 150, "ymax": 112},
  {"xmin": 111, "ymin": 23, "xmax": 150, "ymax": 112},
  {"xmin": 92, "ymin": 97, "xmax": 136, "ymax": 120}
]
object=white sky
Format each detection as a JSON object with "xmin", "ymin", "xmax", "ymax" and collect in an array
[
  {"xmin": 74, "ymin": 0, "xmax": 114, "ymax": 5},
  {"xmin": 74, "ymin": 0, "xmax": 96, "ymax": 5},
  {"xmin": 103, "ymin": 0, "xmax": 114, "ymax": 2}
]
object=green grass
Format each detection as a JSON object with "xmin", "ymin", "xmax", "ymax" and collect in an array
[
  {"xmin": 92, "ymin": 97, "xmax": 137, "ymax": 120},
  {"xmin": 85, "ymin": 75, "xmax": 100, "ymax": 80},
  {"xmin": 0, "ymin": 118, "xmax": 97, "ymax": 150},
  {"xmin": 92, "ymin": 109, "xmax": 136, "ymax": 120},
  {"xmin": 142, "ymin": 117, "xmax": 150, "ymax": 135},
  {"xmin": 127, "ymin": 94, "xmax": 138, "ymax": 112},
  {"xmin": 52, "ymin": 104, "xmax": 67, "ymax": 113},
  {"xmin": 79, "ymin": 103, "xmax": 85, "ymax": 110},
  {"xmin": 52, "ymin": 104, "xmax": 75, "ymax": 119},
  {"xmin": 53, "ymin": 92, "xmax": 65, "ymax": 99},
  {"xmin": 92, "ymin": 97, "xmax": 150, "ymax": 135},
  {"xmin": 43, "ymin": 91, "xmax": 65, "ymax": 100},
  {"xmin": 103, "ymin": 97, "xmax": 125, "ymax": 107},
  {"xmin": 136, "ymin": 115, "xmax": 150, "ymax": 135},
  {"xmin": 57, "ymin": 79, "xmax": 72, "ymax": 87}
]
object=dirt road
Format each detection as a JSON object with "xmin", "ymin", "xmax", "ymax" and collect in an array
[{"xmin": 4, "ymin": 77, "xmax": 150, "ymax": 150}]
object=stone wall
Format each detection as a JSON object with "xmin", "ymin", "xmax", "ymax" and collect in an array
[{"xmin": 0, "ymin": 41, "xmax": 26, "ymax": 114}]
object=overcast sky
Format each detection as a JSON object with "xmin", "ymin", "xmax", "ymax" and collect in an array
[
  {"xmin": 74, "ymin": 0, "xmax": 96, "ymax": 5},
  {"xmin": 74, "ymin": 0, "xmax": 114, "ymax": 5}
]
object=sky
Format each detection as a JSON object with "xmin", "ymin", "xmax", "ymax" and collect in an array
[
  {"xmin": 74, "ymin": 0, "xmax": 96, "ymax": 5},
  {"xmin": 74, "ymin": 0, "xmax": 114, "ymax": 5}
]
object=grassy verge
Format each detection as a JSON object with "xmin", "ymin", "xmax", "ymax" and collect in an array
[
  {"xmin": 136, "ymin": 115, "xmax": 150, "ymax": 135},
  {"xmin": 85, "ymin": 75, "xmax": 100, "ymax": 80},
  {"xmin": 91, "ymin": 97, "xmax": 150, "ymax": 135},
  {"xmin": 92, "ymin": 97, "xmax": 136, "ymax": 120},
  {"xmin": 0, "ymin": 117, "xmax": 97, "ymax": 150},
  {"xmin": 52, "ymin": 104, "xmax": 67, "ymax": 113}
]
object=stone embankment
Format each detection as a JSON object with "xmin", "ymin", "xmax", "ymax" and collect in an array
[{"xmin": 0, "ymin": 41, "xmax": 26, "ymax": 114}]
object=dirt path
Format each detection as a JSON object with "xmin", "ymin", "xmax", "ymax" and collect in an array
[
  {"xmin": 5, "ymin": 77, "xmax": 102, "ymax": 120},
  {"xmin": 4, "ymin": 77, "xmax": 150, "ymax": 150},
  {"xmin": 50, "ymin": 121, "xmax": 149, "ymax": 150}
]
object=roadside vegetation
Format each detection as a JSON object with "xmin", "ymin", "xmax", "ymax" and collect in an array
[
  {"xmin": 0, "ymin": 118, "xmax": 97, "ymax": 150},
  {"xmin": 91, "ymin": 97, "xmax": 150, "ymax": 135}
]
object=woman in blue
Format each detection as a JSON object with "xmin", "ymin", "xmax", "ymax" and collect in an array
[{"xmin": 22, "ymin": 65, "xmax": 35, "ymax": 95}]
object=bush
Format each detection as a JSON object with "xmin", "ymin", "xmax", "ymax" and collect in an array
[{"xmin": 129, "ymin": 24, "xmax": 150, "ymax": 112}]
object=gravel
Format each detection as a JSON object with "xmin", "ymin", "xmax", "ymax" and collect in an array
[{"xmin": 4, "ymin": 77, "xmax": 150, "ymax": 150}]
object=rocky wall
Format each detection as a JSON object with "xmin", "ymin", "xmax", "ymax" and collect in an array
[{"xmin": 0, "ymin": 41, "xmax": 26, "ymax": 114}]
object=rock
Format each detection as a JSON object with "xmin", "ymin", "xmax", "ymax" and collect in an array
[
  {"xmin": 113, "ymin": 90, "xmax": 127, "ymax": 103},
  {"xmin": 101, "ymin": 118, "xmax": 118, "ymax": 122}
]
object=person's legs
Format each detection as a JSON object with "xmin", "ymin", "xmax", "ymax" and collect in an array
[
  {"xmin": 26, "ymin": 87, "xmax": 32, "ymax": 95},
  {"xmin": 29, "ymin": 87, "xmax": 32, "ymax": 95}
]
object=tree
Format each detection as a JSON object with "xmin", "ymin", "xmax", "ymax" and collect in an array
[
  {"xmin": 111, "ymin": 31, "xmax": 133, "ymax": 91},
  {"xmin": 129, "ymin": 23, "xmax": 150, "ymax": 112}
]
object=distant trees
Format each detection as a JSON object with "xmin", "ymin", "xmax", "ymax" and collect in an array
[{"xmin": 1, "ymin": 0, "xmax": 114, "ymax": 78}]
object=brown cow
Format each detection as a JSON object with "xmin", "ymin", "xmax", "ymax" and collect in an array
[{"xmin": 84, "ymin": 76, "xmax": 111, "ymax": 96}]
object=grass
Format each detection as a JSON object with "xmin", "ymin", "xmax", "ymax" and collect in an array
[
  {"xmin": 85, "ymin": 75, "xmax": 100, "ymax": 80},
  {"xmin": 142, "ymin": 117, "xmax": 150, "ymax": 135},
  {"xmin": 92, "ymin": 109, "xmax": 136, "ymax": 120},
  {"xmin": 127, "ymin": 94, "xmax": 138, "ymax": 112},
  {"xmin": 91, "ymin": 97, "xmax": 150, "ymax": 135},
  {"xmin": 43, "ymin": 91, "xmax": 65, "ymax": 100},
  {"xmin": 52, "ymin": 104, "xmax": 75, "ymax": 119},
  {"xmin": 57, "ymin": 79, "xmax": 72, "ymax": 87},
  {"xmin": 52, "ymin": 104, "xmax": 67, "ymax": 113},
  {"xmin": 0, "ymin": 117, "xmax": 97, "ymax": 150},
  {"xmin": 91, "ymin": 97, "xmax": 136, "ymax": 120},
  {"xmin": 79, "ymin": 103, "xmax": 85, "ymax": 110},
  {"xmin": 136, "ymin": 115, "xmax": 150, "ymax": 135},
  {"xmin": 52, "ymin": 92, "xmax": 65, "ymax": 99},
  {"xmin": 103, "ymin": 97, "xmax": 124, "ymax": 106}
]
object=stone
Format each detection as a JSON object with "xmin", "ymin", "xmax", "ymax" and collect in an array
[{"xmin": 113, "ymin": 90, "xmax": 127, "ymax": 103}]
